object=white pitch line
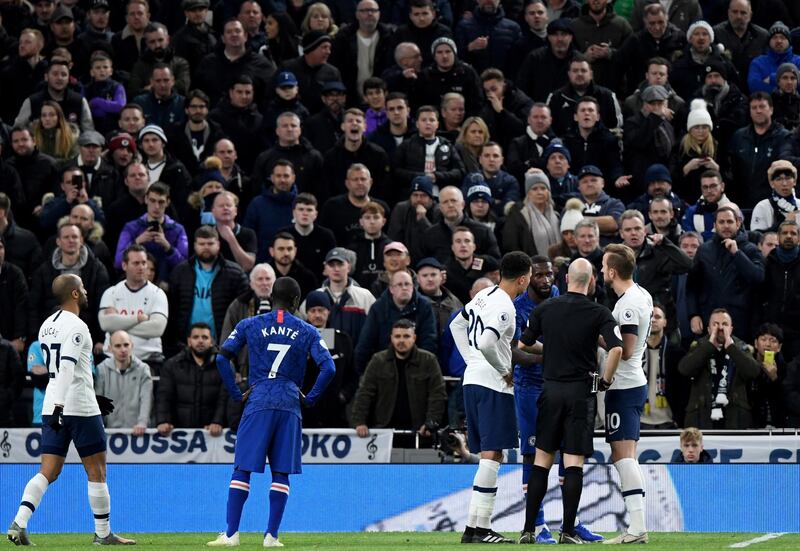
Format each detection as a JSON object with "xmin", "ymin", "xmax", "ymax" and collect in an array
[{"xmin": 729, "ymin": 533, "xmax": 787, "ymax": 548}]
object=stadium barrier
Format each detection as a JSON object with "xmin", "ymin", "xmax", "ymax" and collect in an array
[
  {"xmin": 1, "ymin": 429, "xmax": 799, "ymax": 463},
  {"xmin": 0, "ymin": 463, "xmax": 797, "ymax": 533}
]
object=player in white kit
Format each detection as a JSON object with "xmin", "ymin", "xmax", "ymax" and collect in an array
[
  {"xmin": 7, "ymin": 274, "xmax": 135, "ymax": 546},
  {"xmin": 601, "ymin": 244, "xmax": 653, "ymax": 545},
  {"xmin": 450, "ymin": 252, "xmax": 532, "ymax": 544}
]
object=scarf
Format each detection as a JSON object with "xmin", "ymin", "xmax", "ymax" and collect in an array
[
  {"xmin": 709, "ymin": 346, "xmax": 734, "ymax": 421},
  {"xmin": 522, "ymin": 201, "xmax": 560, "ymax": 255},
  {"xmin": 703, "ymin": 81, "xmax": 730, "ymax": 115},
  {"xmin": 769, "ymin": 190, "xmax": 798, "ymax": 226},
  {"xmin": 776, "ymin": 246, "xmax": 800, "ymax": 264},
  {"xmin": 643, "ymin": 337, "xmax": 668, "ymax": 415}
]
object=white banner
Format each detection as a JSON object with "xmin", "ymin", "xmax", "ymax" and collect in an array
[
  {"xmin": 588, "ymin": 434, "xmax": 800, "ymax": 464},
  {"xmin": 0, "ymin": 428, "xmax": 394, "ymax": 464}
]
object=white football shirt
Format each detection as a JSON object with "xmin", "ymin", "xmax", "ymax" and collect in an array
[
  {"xmin": 40, "ymin": 310, "xmax": 100, "ymax": 416},
  {"xmin": 458, "ymin": 286, "xmax": 516, "ymax": 394},
  {"xmin": 611, "ymin": 284, "xmax": 652, "ymax": 390},
  {"xmin": 99, "ymin": 281, "xmax": 169, "ymax": 358}
]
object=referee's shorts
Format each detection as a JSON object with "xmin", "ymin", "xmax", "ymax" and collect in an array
[{"xmin": 535, "ymin": 380, "xmax": 595, "ymax": 457}]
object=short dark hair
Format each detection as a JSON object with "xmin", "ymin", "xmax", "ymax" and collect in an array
[
  {"xmin": 293, "ymin": 192, "xmax": 318, "ymax": 208},
  {"xmin": 149, "ymin": 62, "xmax": 172, "ymax": 79},
  {"xmin": 700, "ymin": 169, "xmax": 722, "ymax": 181},
  {"xmin": 272, "ymin": 159, "xmax": 295, "ymax": 173},
  {"xmin": 500, "ymin": 251, "xmax": 533, "ymax": 280},
  {"xmin": 392, "ymin": 318, "xmax": 416, "ymax": 331},
  {"xmin": 187, "ymin": 89, "xmax": 210, "ymax": 106},
  {"xmin": 530, "ymin": 255, "xmax": 550, "ymax": 265},
  {"xmin": 231, "ymin": 74, "xmax": 254, "ymax": 88},
  {"xmin": 10, "ymin": 125, "xmax": 31, "ymax": 139},
  {"xmin": 416, "ymin": 105, "xmax": 438, "ymax": 119},
  {"xmin": 749, "ymin": 91, "xmax": 773, "ymax": 107},
  {"xmin": 121, "ymin": 103, "xmax": 145, "ymax": 116},
  {"xmin": 122, "ymin": 244, "xmax": 147, "ymax": 263},
  {"xmin": 480, "ymin": 68, "xmax": 505, "ymax": 82},
  {"xmin": 410, "ymin": 0, "xmax": 434, "ymax": 9},
  {"xmin": 386, "ymin": 92, "xmax": 408, "ymax": 105},
  {"xmin": 189, "ymin": 322, "xmax": 212, "ymax": 334},
  {"xmin": 271, "ymin": 231, "xmax": 296, "ymax": 246},
  {"xmin": 146, "ymin": 181, "xmax": 171, "ymax": 198},
  {"xmin": 194, "ymin": 224, "xmax": 219, "ymax": 241},
  {"xmin": 576, "ymin": 95, "xmax": 600, "ymax": 112},
  {"xmin": 362, "ymin": 77, "xmax": 387, "ymax": 95},
  {"xmin": 647, "ymin": 56, "xmax": 671, "ymax": 70},
  {"xmin": 715, "ymin": 205, "xmax": 738, "ymax": 221},
  {"xmin": 755, "ymin": 322, "xmax": 784, "ymax": 343}
]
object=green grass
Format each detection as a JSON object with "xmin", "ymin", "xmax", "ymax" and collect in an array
[{"xmin": 13, "ymin": 532, "xmax": 800, "ymax": 550}]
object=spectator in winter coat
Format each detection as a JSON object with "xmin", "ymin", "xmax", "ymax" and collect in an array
[
  {"xmin": 570, "ymin": 0, "xmax": 633, "ymax": 91},
  {"xmin": 478, "ymin": 68, "xmax": 534, "ymax": 152},
  {"xmin": 388, "ymin": 0, "xmax": 452, "ymax": 66},
  {"xmin": 506, "ymin": 103, "xmax": 556, "ymax": 185},
  {"xmin": 454, "ymin": 0, "xmax": 521, "ymax": 75},
  {"xmin": 681, "ymin": 169, "xmax": 732, "ymax": 240},
  {"xmin": 758, "ymin": 220, "xmax": 800, "ymax": 360},
  {"xmin": 157, "ymin": 322, "xmax": 228, "ymax": 434},
  {"xmin": 243, "ymin": 160, "xmax": 298, "ymax": 263},
  {"xmin": 748, "ymin": 21, "xmax": 800, "ymax": 94},
  {"xmin": 84, "ymin": 53, "xmax": 127, "ymax": 136},
  {"xmin": 771, "ymin": 63, "xmax": 800, "ymax": 131},
  {"xmin": 562, "ymin": 96, "xmax": 625, "ymax": 187},
  {"xmin": 751, "ymin": 160, "xmax": 799, "ymax": 232},
  {"xmin": 132, "ymin": 64, "xmax": 186, "ymax": 129},
  {"xmin": 414, "ymin": 37, "xmax": 484, "ymax": 116},
  {"xmin": 516, "ymin": 18, "xmax": 576, "ymax": 102}
]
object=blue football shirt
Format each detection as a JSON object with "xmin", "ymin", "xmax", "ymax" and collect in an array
[{"xmin": 221, "ymin": 309, "xmax": 333, "ymax": 417}]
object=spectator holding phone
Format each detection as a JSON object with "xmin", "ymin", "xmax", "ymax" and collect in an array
[
  {"xmin": 114, "ymin": 182, "xmax": 188, "ymax": 281},
  {"xmin": 38, "ymin": 166, "xmax": 106, "ymax": 234}
]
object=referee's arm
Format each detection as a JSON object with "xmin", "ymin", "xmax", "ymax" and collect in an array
[{"xmin": 517, "ymin": 309, "xmax": 543, "ymax": 354}]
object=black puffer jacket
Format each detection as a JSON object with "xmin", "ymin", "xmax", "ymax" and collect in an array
[
  {"xmin": 0, "ymin": 261, "xmax": 29, "ymax": 341},
  {"xmin": 0, "ymin": 338, "xmax": 24, "ymax": 426},
  {"xmin": 758, "ymin": 250, "xmax": 800, "ymax": 337},
  {"xmin": 194, "ymin": 45, "xmax": 276, "ymax": 106},
  {"xmin": 156, "ymin": 348, "xmax": 228, "ymax": 428},
  {"xmin": 168, "ymin": 256, "xmax": 249, "ymax": 342},
  {"xmin": 414, "ymin": 60, "xmax": 484, "ymax": 116}
]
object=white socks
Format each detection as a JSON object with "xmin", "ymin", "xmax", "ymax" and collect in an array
[
  {"xmin": 468, "ymin": 459, "xmax": 501, "ymax": 529},
  {"xmin": 88, "ymin": 481, "xmax": 111, "ymax": 538},
  {"xmin": 14, "ymin": 473, "xmax": 49, "ymax": 528},
  {"xmin": 614, "ymin": 458, "xmax": 646, "ymax": 536}
]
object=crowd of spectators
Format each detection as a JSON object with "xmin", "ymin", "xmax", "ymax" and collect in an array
[{"xmin": 2, "ymin": 0, "xmax": 800, "ymax": 437}]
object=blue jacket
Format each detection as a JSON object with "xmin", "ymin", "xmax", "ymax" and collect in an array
[
  {"xmin": 463, "ymin": 170, "xmax": 520, "ymax": 217},
  {"xmin": 687, "ymin": 230, "xmax": 765, "ymax": 338},
  {"xmin": 748, "ymin": 46, "xmax": 800, "ymax": 94},
  {"xmin": 242, "ymin": 184, "xmax": 297, "ymax": 262},
  {"xmin": 454, "ymin": 6, "xmax": 521, "ymax": 74},
  {"xmin": 439, "ymin": 308, "xmax": 465, "ymax": 377},
  {"xmin": 355, "ymin": 290, "xmax": 437, "ymax": 374},
  {"xmin": 132, "ymin": 91, "xmax": 186, "ymax": 129}
]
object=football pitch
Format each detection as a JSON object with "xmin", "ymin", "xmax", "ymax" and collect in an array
[{"xmin": 14, "ymin": 532, "xmax": 800, "ymax": 549}]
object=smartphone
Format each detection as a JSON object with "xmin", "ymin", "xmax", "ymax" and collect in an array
[
  {"xmin": 147, "ymin": 220, "xmax": 161, "ymax": 232},
  {"xmin": 764, "ymin": 350, "xmax": 775, "ymax": 364},
  {"xmin": 72, "ymin": 174, "xmax": 83, "ymax": 189}
]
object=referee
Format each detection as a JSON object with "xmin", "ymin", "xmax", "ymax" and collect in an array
[{"xmin": 516, "ymin": 258, "xmax": 623, "ymax": 544}]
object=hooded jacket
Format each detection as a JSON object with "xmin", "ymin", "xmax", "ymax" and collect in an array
[
  {"xmin": 454, "ymin": 5, "xmax": 521, "ymax": 74},
  {"xmin": 128, "ymin": 46, "xmax": 192, "ymax": 96},
  {"xmin": 156, "ymin": 347, "xmax": 228, "ymax": 427},
  {"xmin": 194, "ymin": 45, "xmax": 277, "ymax": 106},
  {"xmin": 251, "ymin": 139, "xmax": 324, "ymax": 199},
  {"xmin": 748, "ymin": 46, "xmax": 800, "ymax": 94},
  {"xmin": 95, "ymin": 355, "xmax": 153, "ymax": 428},
  {"xmin": 242, "ymin": 185, "xmax": 298, "ymax": 263}
]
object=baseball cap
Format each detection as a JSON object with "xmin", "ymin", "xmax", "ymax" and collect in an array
[
  {"xmin": 383, "ymin": 241, "xmax": 409, "ymax": 255},
  {"xmin": 52, "ymin": 5, "xmax": 74, "ymax": 21},
  {"xmin": 77, "ymin": 130, "xmax": 105, "ymax": 147},
  {"xmin": 578, "ymin": 165, "xmax": 604, "ymax": 180},
  {"xmin": 276, "ymin": 71, "xmax": 298, "ymax": 87},
  {"xmin": 90, "ymin": 0, "xmax": 110, "ymax": 10},
  {"xmin": 325, "ymin": 247, "xmax": 350, "ymax": 263}
]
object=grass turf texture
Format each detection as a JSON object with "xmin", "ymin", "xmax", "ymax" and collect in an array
[{"xmin": 12, "ymin": 532, "xmax": 800, "ymax": 549}]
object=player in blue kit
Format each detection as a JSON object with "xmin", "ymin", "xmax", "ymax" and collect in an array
[
  {"xmin": 513, "ymin": 257, "xmax": 603, "ymax": 544},
  {"xmin": 208, "ymin": 277, "xmax": 335, "ymax": 548}
]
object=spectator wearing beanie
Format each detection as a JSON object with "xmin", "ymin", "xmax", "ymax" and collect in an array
[
  {"xmin": 414, "ymin": 37, "xmax": 484, "ymax": 117},
  {"xmin": 772, "ymin": 63, "xmax": 800, "ymax": 131},
  {"xmin": 105, "ymin": 132, "xmax": 140, "ymax": 180},
  {"xmin": 628, "ymin": 163, "xmax": 687, "ymax": 226},
  {"xmin": 386, "ymin": 175, "xmax": 441, "ymax": 260},
  {"xmin": 748, "ymin": 22, "xmax": 800, "ymax": 94},
  {"xmin": 548, "ymin": 196, "xmax": 584, "ymax": 260},
  {"xmin": 672, "ymin": 99, "xmax": 720, "ymax": 198},
  {"xmin": 503, "ymin": 171, "xmax": 560, "ymax": 257},
  {"xmin": 695, "ymin": 57, "xmax": 748, "ymax": 154},
  {"xmin": 463, "ymin": 179, "xmax": 502, "ymax": 245},
  {"xmin": 281, "ymin": 30, "xmax": 342, "ymax": 114},
  {"xmin": 541, "ymin": 140, "xmax": 578, "ymax": 207},
  {"xmin": 671, "ymin": 20, "xmax": 739, "ymax": 101}
]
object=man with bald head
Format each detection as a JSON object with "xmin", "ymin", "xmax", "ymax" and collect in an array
[
  {"xmin": 518, "ymin": 257, "xmax": 623, "ymax": 544},
  {"xmin": 8, "ymin": 273, "xmax": 135, "ymax": 545},
  {"xmin": 420, "ymin": 186, "xmax": 500, "ymax": 262}
]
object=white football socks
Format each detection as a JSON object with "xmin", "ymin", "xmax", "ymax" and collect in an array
[
  {"xmin": 614, "ymin": 458, "xmax": 646, "ymax": 536},
  {"xmin": 88, "ymin": 481, "xmax": 111, "ymax": 538},
  {"xmin": 469, "ymin": 459, "xmax": 500, "ymax": 529},
  {"xmin": 14, "ymin": 473, "xmax": 49, "ymax": 528}
]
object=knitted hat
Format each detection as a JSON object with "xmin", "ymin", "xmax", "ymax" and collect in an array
[
  {"xmin": 199, "ymin": 156, "xmax": 226, "ymax": 187},
  {"xmin": 525, "ymin": 172, "xmax": 550, "ymax": 195},
  {"xmin": 411, "ymin": 175, "xmax": 434, "ymax": 197},
  {"xmin": 431, "ymin": 36, "xmax": 457, "ymax": 56},
  {"xmin": 770, "ymin": 21, "xmax": 791, "ymax": 41},
  {"xmin": 768, "ymin": 159, "xmax": 797, "ymax": 181},
  {"xmin": 139, "ymin": 124, "xmax": 167, "ymax": 144},
  {"xmin": 547, "ymin": 18, "xmax": 573, "ymax": 36},
  {"xmin": 543, "ymin": 140, "xmax": 571, "ymax": 164},
  {"xmin": 302, "ymin": 30, "xmax": 332, "ymax": 54},
  {"xmin": 644, "ymin": 163, "xmax": 672, "ymax": 186},
  {"xmin": 704, "ymin": 57, "xmax": 727, "ymax": 80},
  {"xmin": 687, "ymin": 20, "xmax": 714, "ymax": 43},
  {"xmin": 687, "ymin": 98, "xmax": 713, "ymax": 130},
  {"xmin": 777, "ymin": 63, "xmax": 800, "ymax": 81},
  {"xmin": 305, "ymin": 290, "xmax": 332, "ymax": 310},
  {"xmin": 467, "ymin": 184, "xmax": 492, "ymax": 203},
  {"xmin": 560, "ymin": 197, "xmax": 585, "ymax": 233},
  {"xmin": 108, "ymin": 132, "xmax": 136, "ymax": 153}
]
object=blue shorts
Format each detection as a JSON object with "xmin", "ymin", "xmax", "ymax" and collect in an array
[
  {"xmin": 604, "ymin": 385, "xmax": 648, "ymax": 442},
  {"xmin": 235, "ymin": 408, "xmax": 302, "ymax": 474},
  {"xmin": 515, "ymin": 384, "xmax": 542, "ymax": 455},
  {"xmin": 41, "ymin": 415, "xmax": 106, "ymax": 457},
  {"xmin": 463, "ymin": 384, "xmax": 518, "ymax": 453}
]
